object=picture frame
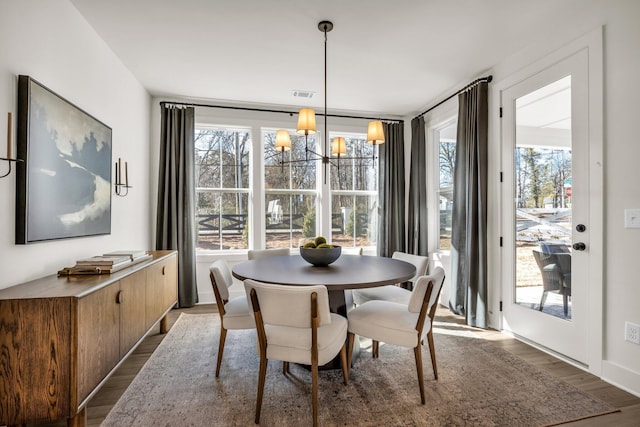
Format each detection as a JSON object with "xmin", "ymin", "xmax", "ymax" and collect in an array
[{"xmin": 15, "ymin": 75, "xmax": 112, "ymax": 244}]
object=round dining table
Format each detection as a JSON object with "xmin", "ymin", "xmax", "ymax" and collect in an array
[
  {"xmin": 232, "ymin": 254, "xmax": 416, "ymax": 317},
  {"xmin": 232, "ymin": 253, "xmax": 416, "ymax": 368}
]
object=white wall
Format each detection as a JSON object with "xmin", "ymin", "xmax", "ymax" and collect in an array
[
  {"xmin": 484, "ymin": 0, "xmax": 640, "ymax": 395},
  {"xmin": 0, "ymin": 0, "xmax": 151, "ymax": 289}
]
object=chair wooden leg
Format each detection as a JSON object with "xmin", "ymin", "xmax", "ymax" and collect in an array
[
  {"xmin": 426, "ymin": 330, "xmax": 438, "ymax": 380},
  {"xmin": 340, "ymin": 344, "xmax": 348, "ymax": 385},
  {"xmin": 255, "ymin": 357, "xmax": 268, "ymax": 424},
  {"xmin": 414, "ymin": 345, "xmax": 426, "ymax": 404},
  {"xmin": 312, "ymin": 360, "xmax": 319, "ymax": 427},
  {"xmin": 282, "ymin": 361, "xmax": 289, "ymax": 374},
  {"xmin": 347, "ymin": 332, "xmax": 355, "ymax": 369},
  {"xmin": 215, "ymin": 327, "xmax": 227, "ymax": 377},
  {"xmin": 372, "ymin": 340, "xmax": 379, "ymax": 358}
]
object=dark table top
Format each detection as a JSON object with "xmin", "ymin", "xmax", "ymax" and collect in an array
[{"xmin": 232, "ymin": 254, "xmax": 416, "ymax": 291}]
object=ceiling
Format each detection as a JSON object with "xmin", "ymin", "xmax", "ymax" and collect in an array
[{"xmin": 70, "ymin": 0, "xmax": 586, "ymax": 118}]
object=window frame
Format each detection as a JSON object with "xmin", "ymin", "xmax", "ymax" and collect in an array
[
  {"xmin": 329, "ymin": 131, "xmax": 378, "ymax": 249},
  {"xmin": 425, "ymin": 99, "xmax": 458, "ymax": 254},
  {"xmin": 194, "ymin": 125, "xmax": 252, "ymax": 252},
  {"xmin": 193, "ymin": 109, "xmax": 377, "ymax": 255}
]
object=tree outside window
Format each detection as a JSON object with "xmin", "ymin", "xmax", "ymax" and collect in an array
[
  {"xmin": 437, "ymin": 121, "xmax": 457, "ymax": 250},
  {"xmin": 194, "ymin": 127, "xmax": 250, "ymax": 250},
  {"xmin": 264, "ymin": 129, "xmax": 317, "ymax": 248},
  {"xmin": 329, "ymin": 133, "xmax": 378, "ymax": 248}
]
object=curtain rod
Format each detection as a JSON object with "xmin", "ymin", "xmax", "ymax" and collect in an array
[
  {"xmin": 414, "ymin": 75, "xmax": 493, "ymax": 119},
  {"xmin": 159, "ymin": 101, "xmax": 404, "ymax": 124}
]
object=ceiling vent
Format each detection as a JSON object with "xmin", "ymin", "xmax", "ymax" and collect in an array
[{"xmin": 292, "ymin": 90, "xmax": 315, "ymax": 99}]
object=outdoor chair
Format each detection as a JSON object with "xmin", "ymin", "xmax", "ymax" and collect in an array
[{"xmin": 532, "ymin": 250, "xmax": 571, "ymax": 316}]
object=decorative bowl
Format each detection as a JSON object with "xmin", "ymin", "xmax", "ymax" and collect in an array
[{"xmin": 299, "ymin": 245, "xmax": 342, "ymax": 266}]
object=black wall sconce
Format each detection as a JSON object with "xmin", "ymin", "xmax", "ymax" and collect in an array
[
  {"xmin": 114, "ymin": 157, "xmax": 131, "ymax": 196},
  {"xmin": 1, "ymin": 112, "xmax": 23, "ymax": 178}
]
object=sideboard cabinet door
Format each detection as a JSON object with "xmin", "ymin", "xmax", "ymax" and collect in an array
[
  {"xmin": 76, "ymin": 284, "xmax": 120, "ymax": 403},
  {"xmin": 145, "ymin": 253, "xmax": 177, "ymax": 329},
  {"xmin": 119, "ymin": 270, "xmax": 148, "ymax": 359},
  {"xmin": 0, "ymin": 298, "xmax": 72, "ymax": 424}
]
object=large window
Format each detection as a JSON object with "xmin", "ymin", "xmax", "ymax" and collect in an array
[
  {"xmin": 436, "ymin": 121, "xmax": 457, "ymax": 250},
  {"xmin": 194, "ymin": 126, "xmax": 250, "ymax": 250},
  {"xmin": 330, "ymin": 132, "xmax": 378, "ymax": 248},
  {"xmin": 263, "ymin": 128, "xmax": 317, "ymax": 249},
  {"xmin": 194, "ymin": 117, "xmax": 379, "ymax": 254}
]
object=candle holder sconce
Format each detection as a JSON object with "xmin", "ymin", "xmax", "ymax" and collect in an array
[
  {"xmin": 114, "ymin": 157, "xmax": 131, "ymax": 196},
  {"xmin": 1, "ymin": 112, "xmax": 23, "ymax": 178}
]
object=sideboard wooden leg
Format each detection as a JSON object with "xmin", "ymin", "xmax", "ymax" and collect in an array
[
  {"xmin": 160, "ymin": 314, "xmax": 169, "ymax": 334},
  {"xmin": 68, "ymin": 407, "xmax": 87, "ymax": 427}
]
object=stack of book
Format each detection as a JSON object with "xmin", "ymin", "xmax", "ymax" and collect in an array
[
  {"xmin": 58, "ymin": 251, "xmax": 151, "ymax": 276},
  {"xmin": 103, "ymin": 250, "xmax": 150, "ymax": 263},
  {"xmin": 73, "ymin": 254, "xmax": 133, "ymax": 274}
]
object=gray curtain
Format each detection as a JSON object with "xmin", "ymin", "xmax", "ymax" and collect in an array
[
  {"xmin": 156, "ymin": 105, "xmax": 198, "ymax": 308},
  {"xmin": 408, "ymin": 116, "xmax": 428, "ymax": 256},
  {"xmin": 377, "ymin": 122, "xmax": 405, "ymax": 257},
  {"xmin": 449, "ymin": 82, "xmax": 488, "ymax": 328}
]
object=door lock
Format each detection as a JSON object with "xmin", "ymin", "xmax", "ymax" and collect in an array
[{"xmin": 572, "ymin": 242, "xmax": 586, "ymax": 251}]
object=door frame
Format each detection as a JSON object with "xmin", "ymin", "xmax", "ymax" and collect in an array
[{"xmin": 489, "ymin": 27, "xmax": 603, "ymax": 375}]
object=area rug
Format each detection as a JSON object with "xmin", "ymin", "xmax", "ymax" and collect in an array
[{"xmin": 102, "ymin": 313, "xmax": 617, "ymax": 426}]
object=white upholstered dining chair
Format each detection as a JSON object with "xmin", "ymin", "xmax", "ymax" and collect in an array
[
  {"xmin": 347, "ymin": 267, "xmax": 445, "ymax": 404},
  {"xmin": 244, "ymin": 279, "xmax": 348, "ymax": 427},
  {"xmin": 209, "ymin": 259, "xmax": 255, "ymax": 377},
  {"xmin": 247, "ymin": 247, "xmax": 290, "ymax": 260},
  {"xmin": 352, "ymin": 251, "xmax": 429, "ymax": 305},
  {"xmin": 341, "ymin": 246, "xmax": 363, "ymax": 256}
]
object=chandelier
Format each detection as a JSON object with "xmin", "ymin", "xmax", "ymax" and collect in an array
[{"xmin": 275, "ymin": 21, "xmax": 385, "ymax": 183}]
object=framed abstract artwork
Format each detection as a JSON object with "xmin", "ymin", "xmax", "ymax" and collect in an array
[{"xmin": 15, "ymin": 75, "xmax": 112, "ymax": 244}]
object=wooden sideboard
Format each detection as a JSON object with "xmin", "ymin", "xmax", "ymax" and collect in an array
[{"xmin": 0, "ymin": 250, "xmax": 178, "ymax": 427}]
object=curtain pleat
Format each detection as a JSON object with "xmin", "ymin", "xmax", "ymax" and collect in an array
[
  {"xmin": 377, "ymin": 122, "xmax": 405, "ymax": 257},
  {"xmin": 408, "ymin": 116, "xmax": 428, "ymax": 256},
  {"xmin": 449, "ymin": 82, "xmax": 488, "ymax": 328},
  {"xmin": 156, "ymin": 106, "xmax": 198, "ymax": 308}
]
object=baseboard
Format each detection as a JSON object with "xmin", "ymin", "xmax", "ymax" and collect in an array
[{"xmin": 602, "ymin": 360, "xmax": 640, "ymax": 398}]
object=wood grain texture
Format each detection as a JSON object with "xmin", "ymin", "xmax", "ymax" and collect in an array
[
  {"xmin": 118, "ymin": 271, "xmax": 147, "ymax": 359},
  {"xmin": 0, "ymin": 251, "xmax": 178, "ymax": 426},
  {"xmin": 76, "ymin": 285, "xmax": 120, "ymax": 403},
  {"xmin": 0, "ymin": 298, "xmax": 72, "ymax": 425},
  {"xmin": 0, "ymin": 251, "xmax": 175, "ymax": 300},
  {"xmin": 145, "ymin": 253, "xmax": 177, "ymax": 330}
]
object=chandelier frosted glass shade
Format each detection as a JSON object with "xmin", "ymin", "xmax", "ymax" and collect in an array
[
  {"xmin": 296, "ymin": 108, "xmax": 317, "ymax": 135},
  {"xmin": 367, "ymin": 120, "xmax": 385, "ymax": 145}
]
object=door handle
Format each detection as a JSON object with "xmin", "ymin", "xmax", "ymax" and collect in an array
[{"xmin": 572, "ymin": 242, "xmax": 586, "ymax": 251}]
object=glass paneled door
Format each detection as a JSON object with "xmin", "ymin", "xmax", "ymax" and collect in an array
[
  {"xmin": 514, "ymin": 76, "xmax": 573, "ymax": 320},
  {"xmin": 501, "ymin": 49, "xmax": 590, "ymax": 365}
]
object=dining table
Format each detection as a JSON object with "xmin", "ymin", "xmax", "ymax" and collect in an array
[
  {"xmin": 232, "ymin": 253, "xmax": 416, "ymax": 316},
  {"xmin": 232, "ymin": 253, "xmax": 416, "ymax": 367}
]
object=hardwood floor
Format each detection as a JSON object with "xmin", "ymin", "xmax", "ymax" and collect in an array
[{"xmin": 32, "ymin": 304, "xmax": 640, "ymax": 426}]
